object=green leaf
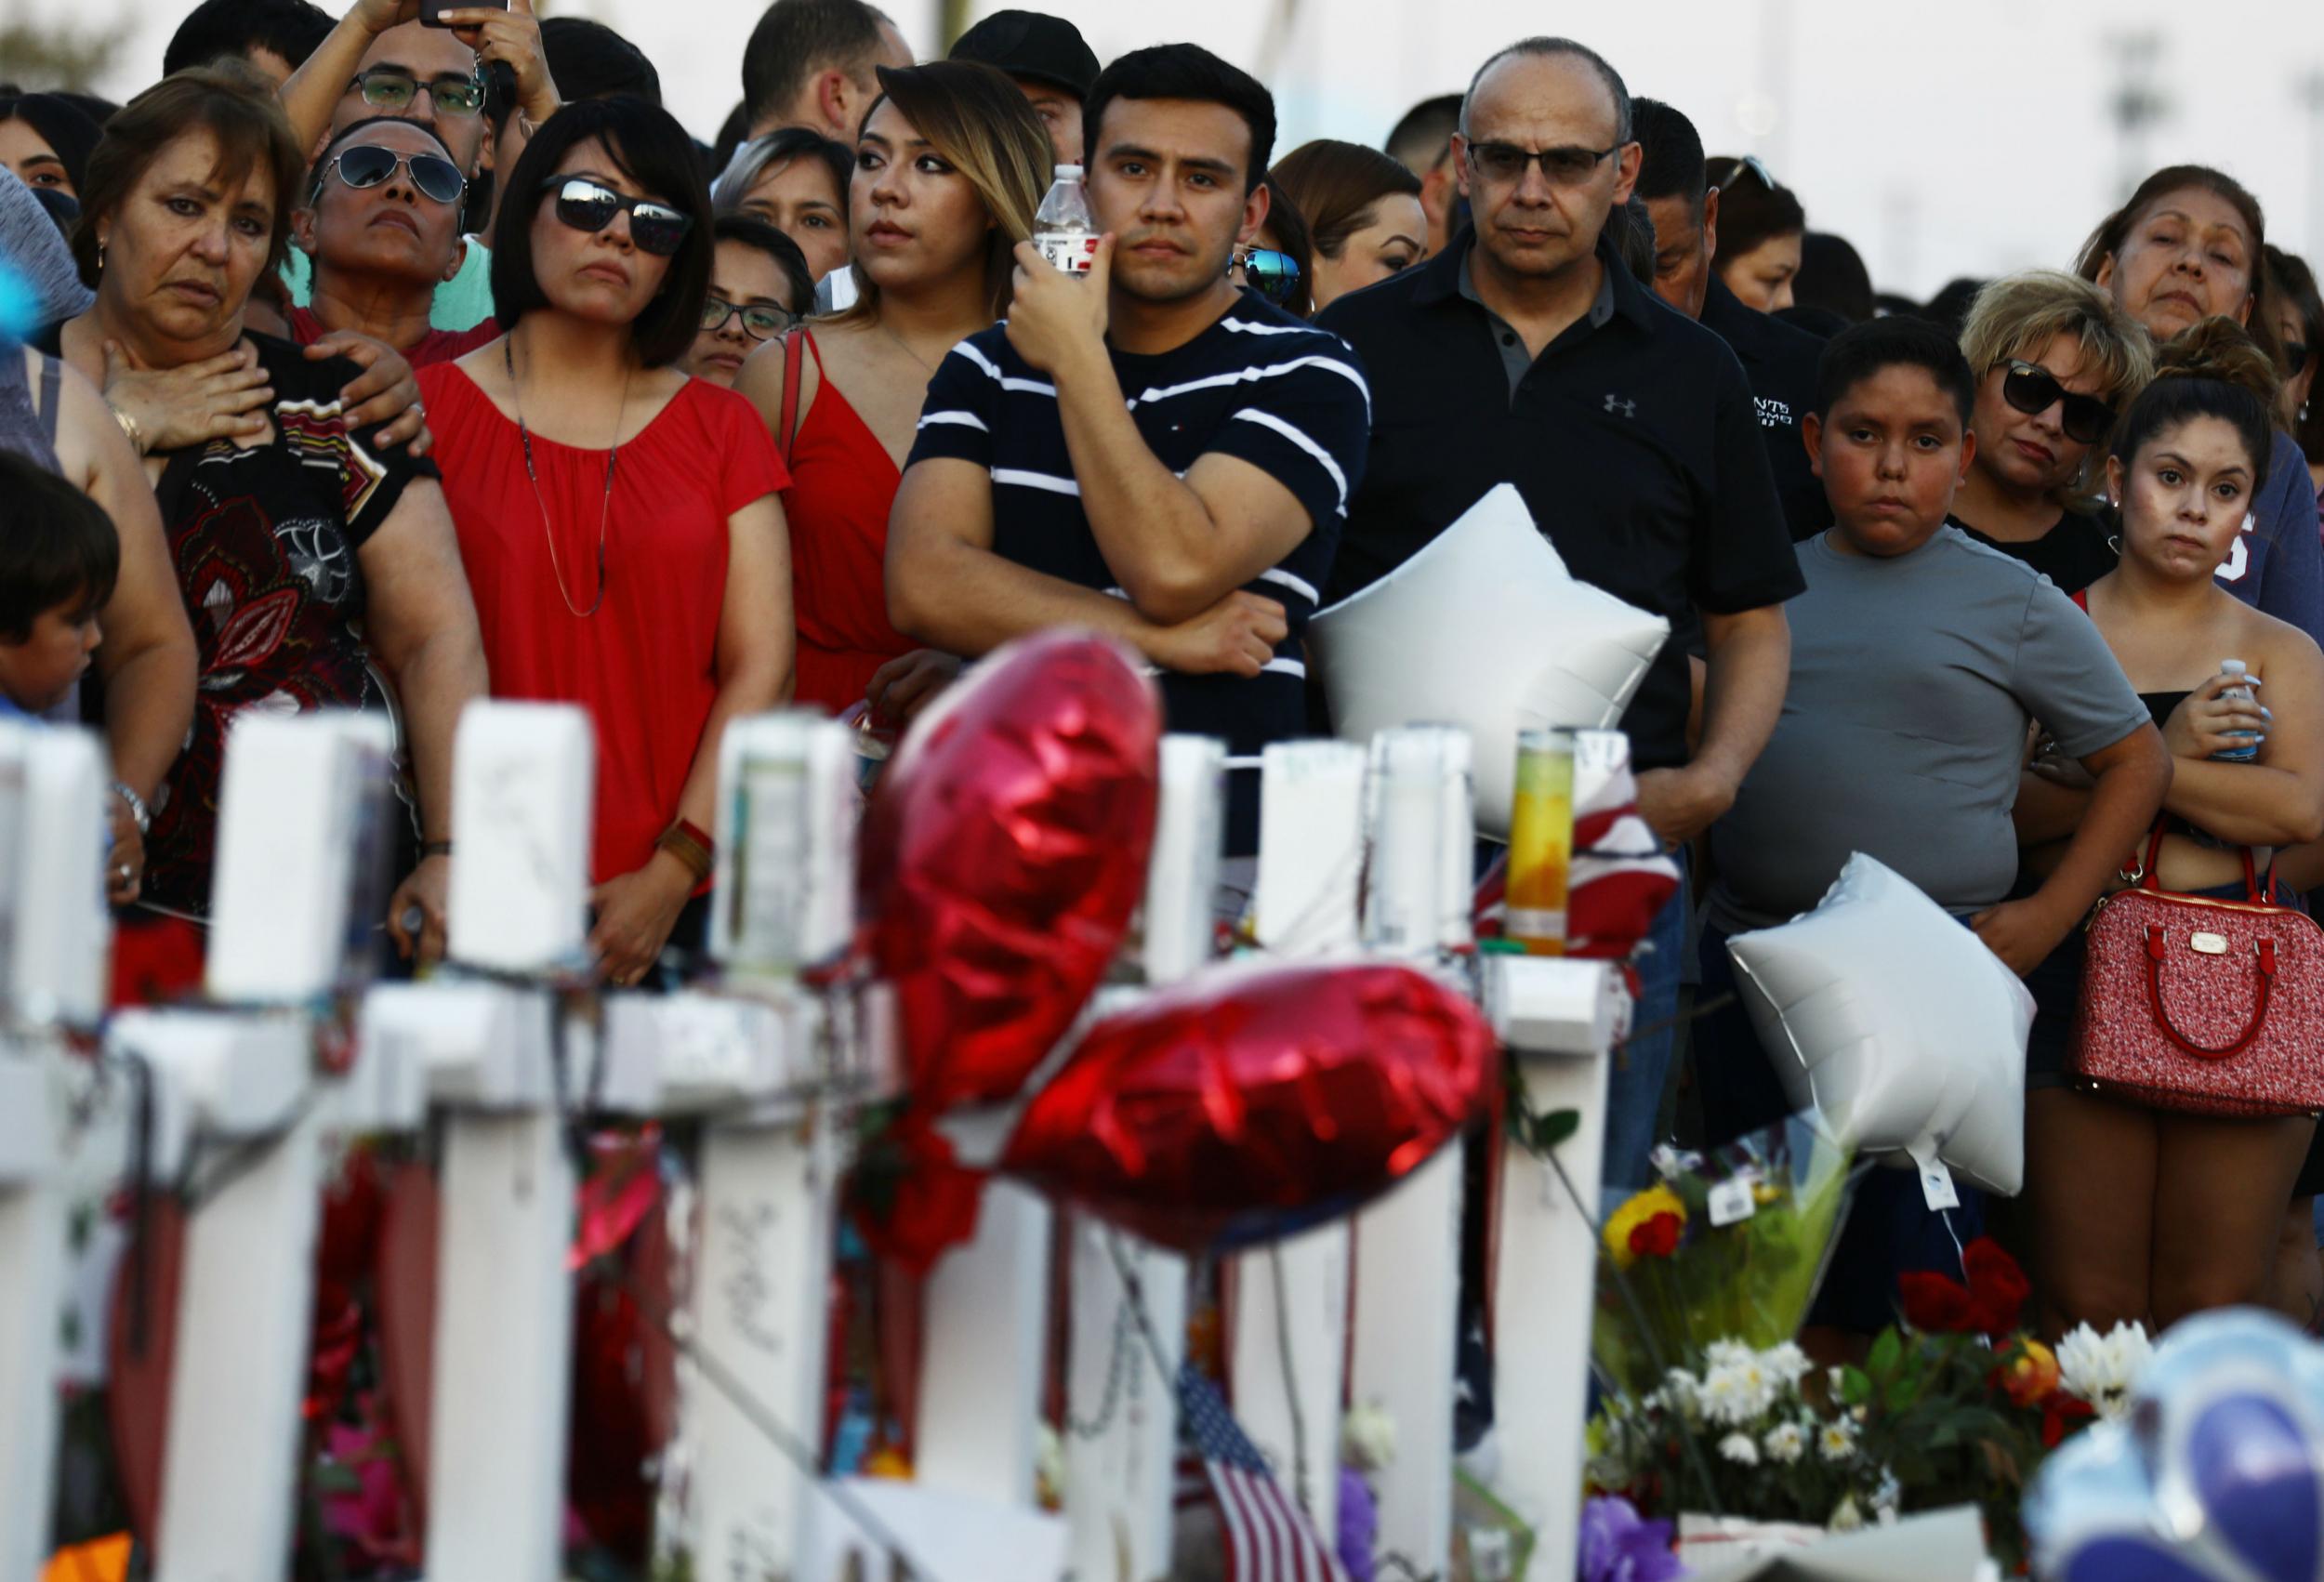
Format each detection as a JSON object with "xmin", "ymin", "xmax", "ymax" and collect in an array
[
  {"xmin": 1839, "ymin": 1366, "xmax": 1872, "ymax": 1407},
  {"xmin": 1531, "ymin": 1109, "xmax": 1581, "ymax": 1152},
  {"xmin": 1868, "ymin": 1327, "xmax": 1902, "ymax": 1378}
]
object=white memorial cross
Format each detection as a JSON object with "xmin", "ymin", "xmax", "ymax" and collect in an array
[{"xmin": 0, "ymin": 723, "xmax": 108, "ymax": 1582}]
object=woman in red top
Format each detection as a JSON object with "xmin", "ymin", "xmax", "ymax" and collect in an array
[
  {"xmin": 734, "ymin": 61, "xmax": 1048, "ymax": 720},
  {"xmin": 421, "ymin": 96, "xmax": 794, "ymax": 986}
]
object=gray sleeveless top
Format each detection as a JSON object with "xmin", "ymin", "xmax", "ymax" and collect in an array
[{"xmin": 0, "ymin": 345, "xmax": 63, "ymax": 473}]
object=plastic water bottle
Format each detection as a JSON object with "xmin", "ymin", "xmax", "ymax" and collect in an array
[
  {"xmin": 1033, "ymin": 164, "xmax": 1097, "ymax": 276},
  {"xmin": 2217, "ymin": 659, "xmax": 2261, "ymax": 761}
]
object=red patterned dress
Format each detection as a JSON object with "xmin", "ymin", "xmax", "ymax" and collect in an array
[{"xmin": 142, "ymin": 331, "xmax": 433, "ymax": 917}]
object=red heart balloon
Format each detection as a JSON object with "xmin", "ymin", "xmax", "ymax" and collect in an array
[
  {"xmin": 859, "ymin": 632, "xmax": 1162, "ymax": 1112},
  {"xmin": 1002, "ymin": 960, "xmax": 1497, "ymax": 1253}
]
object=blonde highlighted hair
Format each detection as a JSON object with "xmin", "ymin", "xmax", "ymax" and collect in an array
[
  {"xmin": 1959, "ymin": 270, "xmax": 2155, "ymax": 494},
  {"xmin": 829, "ymin": 59, "xmax": 1050, "ymax": 327}
]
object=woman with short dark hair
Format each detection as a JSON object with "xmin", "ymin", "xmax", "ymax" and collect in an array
[
  {"xmin": 420, "ymin": 96, "xmax": 794, "ymax": 987},
  {"xmin": 50, "ymin": 65, "xmax": 484, "ymax": 947}
]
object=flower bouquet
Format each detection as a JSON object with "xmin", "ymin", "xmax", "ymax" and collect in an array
[{"xmin": 1591, "ymin": 1118, "xmax": 1857, "ymax": 1399}]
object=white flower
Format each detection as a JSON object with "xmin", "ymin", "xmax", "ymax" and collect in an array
[
  {"xmin": 1699, "ymin": 1351, "xmax": 1779, "ymax": 1426},
  {"xmin": 1763, "ymin": 1342, "xmax": 1814, "ymax": 1388},
  {"xmin": 1705, "ymin": 1338, "xmax": 1754, "ymax": 1371},
  {"xmin": 1763, "ymin": 1421, "xmax": 1805, "ymax": 1464},
  {"xmin": 1341, "ymin": 1401, "xmax": 1397, "ymax": 1473},
  {"xmin": 1817, "ymin": 1417, "xmax": 1858, "ymax": 1463},
  {"xmin": 1830, "ymin": 1494, "xmax": 1865, "ymax": 1532},
  {"xmin": 2056, "ymin": 1322, "xmax": 2154, "ymax": 1421},
  {"xmin": 1718, "ymin": 1431, "xmax": 1761, "ymax": 1466}
]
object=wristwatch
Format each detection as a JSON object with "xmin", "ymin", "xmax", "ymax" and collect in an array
[{"xmin": 111, "ymin": 780, "xmax": 151, "ymax": 836}]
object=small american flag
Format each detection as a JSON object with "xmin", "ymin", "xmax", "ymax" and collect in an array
[{"xmin": 1177, "ymin": 1362, "xmax": 1350, "ymax": 1582}]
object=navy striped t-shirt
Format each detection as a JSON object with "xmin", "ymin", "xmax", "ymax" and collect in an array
[{"xmin": 906, "ymin": 292, "xmax": 1372, "ymax": 848}]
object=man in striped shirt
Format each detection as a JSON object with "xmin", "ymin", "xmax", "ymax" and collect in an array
[{"xmin": 887, "ymin": 43, "xmax": 1371, "ymax": 852}]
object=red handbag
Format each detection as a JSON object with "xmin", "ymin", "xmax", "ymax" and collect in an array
[{"xmin": 2071, "ymin": 824, "xmax": 2324, "ymax": 1116}]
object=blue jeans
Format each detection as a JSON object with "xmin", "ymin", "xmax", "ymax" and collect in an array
[{"xmin": 1602, "ymin": 846, "xmax": 1690, "ymax": 1193}]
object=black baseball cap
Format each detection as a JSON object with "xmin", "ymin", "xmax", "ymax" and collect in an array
[{"xmin": 947, "ymin": 10, "xmax": 1100, "ymax": 99}]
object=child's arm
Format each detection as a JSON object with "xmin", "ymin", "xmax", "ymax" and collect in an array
[{"xmin": 1973, "ymin": 722, "xmax": 2171, "ymax": 974}]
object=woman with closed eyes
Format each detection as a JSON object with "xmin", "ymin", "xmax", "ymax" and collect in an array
[{"xmin": 418, "ymin": 96, "xmax": 794, "ymax": 988}]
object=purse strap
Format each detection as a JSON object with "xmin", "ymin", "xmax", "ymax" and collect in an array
[
  {"xmin": 2125, "ymin": 817, "xmax": 2268, "ymax": 903},
  {"xmin": 775, "ymin": 325, "xmax": 808, "ymax": 468}
]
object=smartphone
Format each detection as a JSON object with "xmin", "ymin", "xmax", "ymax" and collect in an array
[{"xmin": 419, "ymin": 0, "xmax": 508, "ymax": 27}]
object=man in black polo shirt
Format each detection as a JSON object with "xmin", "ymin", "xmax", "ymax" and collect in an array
[
  {"xmin": 1315, "ymin": 36, "xmax": 1801, "ymax": 1192},
  {"xmin": 1633, "ymin": 97, "xmax": 1829, "ymax": 539},
  {"xmin": 890, "ymin": 44, "xmax": 1371, "ymax": 856}
]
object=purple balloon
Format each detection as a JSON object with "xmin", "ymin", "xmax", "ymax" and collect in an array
[{"xmin": 2188, "ymin": 1393, "xmax": 2323, "ymax": 1582}]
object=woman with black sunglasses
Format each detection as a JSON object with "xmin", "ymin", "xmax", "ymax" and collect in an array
[
  {"xmin": 418, "ymin": 96, "xmax": 794, "ymax": 989},
  {"xmin": 289, "ymin": 116, "xmax": 501, "ymax": 367},
  {"xmin": 1949, "ymin": 271, "xmax": 2154, "ymax": 596},
  {"xmin": 733, "ymin": 60, "xmax": 1048, "ymax": 721},
  {"xmin": 1709, "ymin": 152, "xmax": 1805, "ymax": 313}
]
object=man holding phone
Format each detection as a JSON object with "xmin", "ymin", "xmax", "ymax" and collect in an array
[{"xmin": 277, "ymin": 0, "xmax": 561, "ymax": 331}]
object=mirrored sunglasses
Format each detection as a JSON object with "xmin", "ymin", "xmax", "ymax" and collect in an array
[
  {"xmin": 544, "ymin": 177, "xmax": 693, "ymax": 257},
  {"xmin": 326, "ymin": 143, "xmax": 467, "ymax": 206},
  {"xmin": 1235, "ymin": 245, "xmax": 1301, "ymax": 308}
]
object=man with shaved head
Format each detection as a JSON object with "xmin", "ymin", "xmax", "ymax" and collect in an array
[{"xmin": 1318, "ymin": 38, "xmax": 1804, "ymax": 1193}]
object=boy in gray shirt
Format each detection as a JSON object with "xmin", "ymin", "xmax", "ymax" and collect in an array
[{"xmin": 1693, "ymin": 318, "xmax": 2169, "ymax": 1328}]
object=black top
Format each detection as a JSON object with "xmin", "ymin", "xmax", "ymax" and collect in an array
[
  {"xmin": 1315, "ymin": 233, "xmax": 1803, "ymax": 773},
  {"xmin": 1949, "ymin": 508, "xmax": 2117, "ymax": 597},
  {"xmin": 908, "ymin": 292, "xmax": 1373, "ymax": 852},
  {"xmin": 1699, "ymin": 272, "xmax": 1830, "ymax": 542}
]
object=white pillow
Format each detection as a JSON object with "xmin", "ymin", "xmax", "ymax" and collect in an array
[
  {"xmin": 1308, "ymin": 483, "xmax": 1669, "ymax": 839},
  {"xmin": 1726, "ymin": 853, "xmax": 2032, "ymax": 1195}
]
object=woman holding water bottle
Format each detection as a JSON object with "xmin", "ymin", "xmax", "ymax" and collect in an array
[
  {"xmin": 734, "ymin": 61, "xmax": 1050, "ymax": 722},
  {"xmin": 2014, "ymin": 318, "xmax": 2324, "ymax": 1334}
]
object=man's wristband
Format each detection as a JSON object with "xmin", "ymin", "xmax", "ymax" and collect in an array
[
  {"xmin": 418, "ymin": 838, "xmax": 454, "ymax": 860},
  {"xmin": 111, "ymin": 781, "xmax": 150, "ymax": 835}
]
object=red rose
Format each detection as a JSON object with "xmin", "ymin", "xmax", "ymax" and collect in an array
[
  {"xmin": 1898, "ymin": 1237, "xmax": 2030, "ymax": 1338},
  {"xmin": 1627, "ymin": 1210, "xmax": 1683, "ymax": 1261}
]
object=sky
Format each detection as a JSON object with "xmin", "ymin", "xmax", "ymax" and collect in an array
[{"xmin": 30, "ymin": 0, "xmax": 2324, "ymax": 299}]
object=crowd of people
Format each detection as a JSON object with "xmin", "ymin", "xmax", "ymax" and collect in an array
[{"xmin": 7, "ymin": 0, "xmax": 2324, "ymax": 1351}]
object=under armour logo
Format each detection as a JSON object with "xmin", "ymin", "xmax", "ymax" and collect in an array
[{"xmin": 1604, "ymin": 393, "xmax": 1636, "ymax": 417}]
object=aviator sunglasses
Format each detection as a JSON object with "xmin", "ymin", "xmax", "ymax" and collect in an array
[
  {"xmin": 2000, "ymin": 360, "xmax": 2118, "ymax": 446},
  {"xmin": 321, "ymin": 143, "xmax": 468, "ymax": 206},
  {"xmin": 1233, "ymin": 245, "xmax": 1301, "ymax": 308},
  {"xmin": 542, "ymin": 176, "xmax": 693, "ymax": 257}
]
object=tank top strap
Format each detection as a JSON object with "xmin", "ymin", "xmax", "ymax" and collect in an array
[
  {"xmin": 0, "ymin": 347, "xmax": 61, "ymax": 474},
  {"xmin": 799, "ymin": 326, "xmax": 826, "ymax": 376},
  {"xmin": 34, "ymin": 351, "xmax": 60, "ymax": 448}
]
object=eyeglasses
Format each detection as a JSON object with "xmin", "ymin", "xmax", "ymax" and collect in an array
[
  {"xmin": 323, "ymin": 143, "xmax": 467, "ymax": 206},
  {"xmin": 544, "ymin": 177, "xmax": 693, "ymax": 257},
  {"xmin": 1233, "ymin": 245, "xmax": 1301, "ymax": 308},
  {"xmin": 349, "ymin": 66, "xmax": 485, "ymax": 118},
  {"xmin": 1465, "ymin": 140, "xmax": 1623, "ymax": 187},
  {"xmin": 700, "ymin": 297, "xmax": 793, "ymax": 340},
  {"xmin": 2000, "ymin": 360, "xmax": 2118, "ymax": 446},
  {"xmin": 1719, "ymin": 154, "xmax": 1776, "ymax": 191}
]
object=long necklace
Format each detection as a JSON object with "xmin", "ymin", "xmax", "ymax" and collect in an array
[
  {"xmin": 507, "ymin": 336, "xmax": 628, "ymax": 618},
  {"xmin": 878, "ymin": 316, "xmax": 944, "ymax": 377}
]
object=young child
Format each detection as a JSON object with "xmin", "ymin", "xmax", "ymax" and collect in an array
[
  {"xmin": 1694, "ymin": 316, "xmax": 2172, "ymax": 1332},
  {"xmin": 0, "ymin": 451, "xmax": 116, "ymax": 718}
]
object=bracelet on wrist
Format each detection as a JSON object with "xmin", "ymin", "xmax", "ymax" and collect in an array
[
  {"xmin": 654, "ymin": 819, "xmax": 715, "ymax": 884},
  {"xmin": 106, "ymin": 400, "xmax": 145, "ymax": 455},
  {"xmin": 111, "ymin": 780, "xmax": 151, "ymax": 836},
  {"xmin": 418, "ymin": 838, "xmax": 454, "ymax": 860}
]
